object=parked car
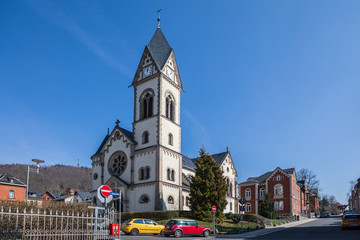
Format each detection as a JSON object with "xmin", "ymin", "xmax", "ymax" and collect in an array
[
  {"xmin": 320, "ymin": 211, "xmax": 330, "ymax": 218},
  {"xmin": 341, "ymin": 213, "xmax": 360, "ymax": 229},
  {"xmin": 163, "ymin": 219, "xmax": 211, "ymax": 238},
  {"xmin": 121, "ymin": 218, "xmax": 164, "ymax": 236}
]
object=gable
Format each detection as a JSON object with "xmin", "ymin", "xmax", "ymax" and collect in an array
[
  {"xmin": 266, "ymin": 167, "xmax": 290, "ymax": 183},
  {"xmin": 220, "ymin": 152, "xmax": 238, "ymax": 177}
]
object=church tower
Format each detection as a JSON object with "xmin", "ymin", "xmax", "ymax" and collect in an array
[{"xmin": 131, "ymin": 26, "xmax": 183, "ymax": 210}]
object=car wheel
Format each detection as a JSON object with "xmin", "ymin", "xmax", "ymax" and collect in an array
[
  {"xmin": 130, "ymin": 228, "xmax": 139, "ymax": 236},
  {"xmin": 164, "ymin": 234, "xmax": 170, "ymax": 237},
  {"xmin": 203, "ymin": 230, "xmax": 210, "ymax": 237},
  {"xmin": 174, "ymin": 229, "xmax": 183, "ymax": 238},
  {"xmin": 160, "ymin": 230, "xmax": 164, "ymax": 236}
]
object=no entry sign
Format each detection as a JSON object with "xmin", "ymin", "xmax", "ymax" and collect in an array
[
  {"xmin": 212, "ymin": 205, "xmax": 216, "ymax": 212},
  {"xmin": 100, "ymin": 185, "xmax": 111, "ymax": 198}
]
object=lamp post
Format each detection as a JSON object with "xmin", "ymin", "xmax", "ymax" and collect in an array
[{"xmin": 25, "ymin": 159, "xmax": 45, "ymax": 201}]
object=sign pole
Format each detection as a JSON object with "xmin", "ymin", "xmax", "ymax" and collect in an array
[
  {"xmin": 241, "ymin": 212, "xmax": 243, "ymax": 233},
  {"xmin": 213, "ymin": 210, "xmax": 215, "ymax": 236},
  {"xmin": 118, "ymin": 190, "xmax": 121, "ymax": 240}
]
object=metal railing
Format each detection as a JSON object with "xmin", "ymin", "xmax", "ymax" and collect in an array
[{"xmin": 0, "ymin": 206, "xmax": 114, "ymax": 240}]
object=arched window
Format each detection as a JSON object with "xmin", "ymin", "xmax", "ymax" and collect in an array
[
  {"xmin": 274, "ymin": 184, "xmax": 283, "ymax": 196},
  {"xmin": 167, "ymin": 196, "xmax": 174, "ymax": 204},
  {"xmin": 141, "ymin": 91, "xmax": 154, "ymax": 119},
  {"xmin": 226, "ymin": 178, "xmax": 230, "ymax": 196},
  {"xmin": 276, "ymin": 175, "xmax": 281, "ymax": 181},
  {"xmin": 245, "ymin": 188, "xmax": 251, "ymax": 199},
  {"xmin": 166, "ymin": 94, "xmax": 175, "ymax": 121},
  {"xmin": 230, "ymin": 183, "xmax": 233, "ymax": 197},
  {"xmin": 230, "ymin": 202, "xmax": 233, "ymax": 211},
  {"xmin": 146, "ymin": 167, "xmax": 150, "ymax": 179},
  {"xmin": 168, "ymin": 134, "xmax": 173, "ymax": 145},
  {"xmin": 167, "ymin": 168, "xmax": 171, "ymax": 180},
  {"xmin": 139, "ymin": 194, "xmax": 150, "ymax": 203},
  {"xmin": 139, "ymin": 168, "xmax": 144, "ymax": 180},
  {"xmin": 245, "ymin": 203, "xmax": 251, "ymax": 212},
  {"xmin": 142, "ymin": 131, "xmax": 149, "ymax": 144},
  {"xmin": 171, "ymin": 170, "xmax": 175, "ymax": 181},
  {"xmin": 186, "ymin": 197, "xmax": 190, "ymax": 206}
]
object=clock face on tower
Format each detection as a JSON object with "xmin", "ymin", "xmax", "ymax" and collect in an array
[
  {"xmin": 167, "ymin": 67, "xmax": 174, "ymax": 81},
  {"xmin": 143, "ymin": 66, "xmax": 152, "ymax": 77}
]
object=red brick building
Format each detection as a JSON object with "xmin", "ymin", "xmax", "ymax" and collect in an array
[
  {"xmin": 239, "ymin": 167, "xmax": 302, "ymax": 217},
  {"xmin": 0, "ymin": 173, "xmax": 26, "ymax": 202}
]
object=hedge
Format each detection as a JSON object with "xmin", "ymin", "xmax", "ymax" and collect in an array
[{"xmin": 121, "ymin": 210, "xmax": 191, "ymax": 222}]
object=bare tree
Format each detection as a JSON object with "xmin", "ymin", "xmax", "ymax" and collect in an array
[{"xmin": 296, "ymin": 168, "xmax": 320, "ymax": 190}]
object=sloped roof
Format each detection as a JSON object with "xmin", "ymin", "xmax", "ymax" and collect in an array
[
  {"xmin": 210, "ymin": 152, "xmax": 228, "ymax": 165},
  {"xmin": 118, "ymin": 126, "xmax": 136, "ymax": 144},
  {"xmin": 95, "ymin": 134, "xmax": 110, "ymax": 155},
  {"xmin": 147, "ymin": 28, "xmax": 172, "ymax": 71},
  {"xmin": 182, "ymin": 155, "xmax": 196, "ymax": 169},
  {"xmin": 240, "ymin": 167, "xmax": 296, "ymax": 185},
  {"xmin": 0, "ymin": 173, "xmax": 26, "ymax": 186},
  {"xmin": 75, "ymin": 191, "xmax": 92, "ymax": 201}
]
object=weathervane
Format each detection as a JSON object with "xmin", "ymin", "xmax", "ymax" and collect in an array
[{"xmin": 157, "ymin": 9, "xmax": 162, "ymax": 28}]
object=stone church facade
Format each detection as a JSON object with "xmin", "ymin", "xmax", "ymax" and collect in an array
[{"xmin": 91, "ymin": 26, "xmax": 239, "ymax": 213}]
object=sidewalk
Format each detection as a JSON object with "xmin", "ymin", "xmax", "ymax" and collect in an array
[{"xmin": 215, "ymin": 218, "xmax": 317, "ymax": 239}]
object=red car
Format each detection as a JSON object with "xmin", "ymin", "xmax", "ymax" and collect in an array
[{"xmin": 164, "ymin": 219, "xmax": 211, "ymax": 238}]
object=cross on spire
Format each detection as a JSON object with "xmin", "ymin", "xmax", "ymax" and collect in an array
[
  {"xmin": 157, "ymin": 9, "xmax": 162, "ymax": 28},
  {"xmin": 115, "ymin": 119, "xmax": 120, "ymax": 126}
]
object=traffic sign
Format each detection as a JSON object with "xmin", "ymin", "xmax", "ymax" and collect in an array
[
  {"xmin": 239, "ymin": 197, "xmax": 246, "ymax": 205},
  {"xmin": 100, "ymin": 185, "xmax": 111, "ymax": 198},
  {"xmin": 110, "ymin": 192, "xmax": 120, "ymax": 197},
  {"xmin": 212, "ymin": 205, "xmax": 216, "ymax": 212},
  {"xmin": 97, "ymin": 185, "xmax": 113, "ymax": 204}
]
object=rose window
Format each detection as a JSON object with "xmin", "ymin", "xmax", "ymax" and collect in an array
[{"xmin": 109, "ymin": 153, "xmax": 127, "ymax": 176}]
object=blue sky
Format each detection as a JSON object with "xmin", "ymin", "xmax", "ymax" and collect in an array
[{"xmin": 1, "ymin": 0, "xmax": 359, "ymax": 204}]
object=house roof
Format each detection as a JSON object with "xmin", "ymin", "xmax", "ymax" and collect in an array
[
  {"xmin": 118, "ymin": 126, "xmax": 136, "ymax": 144},
  {"xmin": 75, "ymin": 191, "xmax": 92, "ymax": 201},
  {"xmin": 95, "ymin": 134, "xmax": 110, "ymax": 155},
  {"xmin": 147, "ymin": 28, "xmax": 172, "ymax": 71},
  {"xmin": 182, "ymin": 155, "xmax": 196, "ymax": 169},
  {"xmin": 240, "ymin": 167, "xmax": 296, "ymax": 185},
  {"xmin": 182, "ymin": 151, "xmax": 229, "ymax": 170},
  {"xmin": 0, "ymin": 173, "xmax": 26, "ymax": 187}
]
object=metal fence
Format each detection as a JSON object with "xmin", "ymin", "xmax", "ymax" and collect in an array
[{"xmin": 0, "ymin": 206, "xmax": 115, "ymax": 240}]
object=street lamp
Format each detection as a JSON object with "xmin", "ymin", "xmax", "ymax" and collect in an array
[{"xmin": 25, "ymin": 159, "xmax": 45, "ymax": 201}]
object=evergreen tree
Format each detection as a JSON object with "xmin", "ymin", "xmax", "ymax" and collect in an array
[
  {"xmin": 189, "ymin": 148, "xmax": 227, "ymax": 222},
  {"xmin": 259, "ymin": 193, "xmax": 271, "ymax": 218}
]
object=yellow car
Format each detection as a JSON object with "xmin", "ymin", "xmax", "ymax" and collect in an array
[{"xmin": 121, "ymin": 218, "xmax": 165, "ymax": 235}]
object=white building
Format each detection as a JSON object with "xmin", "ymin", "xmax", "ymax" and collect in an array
[{"xmin": 91, "ymin": 26, "xmax": 238, "ymax": 213}]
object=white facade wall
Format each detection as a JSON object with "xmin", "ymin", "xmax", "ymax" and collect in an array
[
  {"xmin": 131, "ymin": 184, "xmax": 156, "ymax": 212},
  {"xmin": 162, "ymin": 185, "xmax": 180, "ymax": 211},
  {"xmin": 91, "ymin": 164, "xmax": 102, "ymax": 191},
  {"xmin": 160, "ymin": 78, "xmax": 181, "ymax": 124},
  {"xmin": 133, "ymin": 117, "xmax": 158, "ymax": 149},
  {"xmin": 182, "ymin": 191, "xmax": 191, "ymax": 211},
  {"xmin": 134, "ymin": 150, "xmax": 156, "ymax": 184},
  {"xmin": 161, "ymin": 149, "xmax": 181, "ymax": 185}
]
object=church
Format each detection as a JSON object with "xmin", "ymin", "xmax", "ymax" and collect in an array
[{"xmin": 91, "ymin": 24, "xmax": 239, "ymax": 213}]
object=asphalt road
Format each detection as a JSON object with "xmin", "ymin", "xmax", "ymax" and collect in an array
[
  {"xmin": 250, "ymin": 216, "xmax": 359, "ymax": 240},
  {"xmin": 118, "ymin": 216, "xmax": 359, "ymax": 240}
]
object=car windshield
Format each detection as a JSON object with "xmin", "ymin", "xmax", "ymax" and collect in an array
[{"xmin": 124, "ymin": 220, "xmax": 131, "ymax": 223}]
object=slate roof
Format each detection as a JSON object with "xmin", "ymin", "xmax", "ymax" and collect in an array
[
  {"xmin": 95, "ymin": 134, "xmax": 110, "ymax": 155},
  {"xmin": 182, "ymin": 152, "xmax": 229, "ymax": 170},
  {"xmin": 240, "ymin": 167, "xmax": 296, "ymax": 184},
  {"xmin": 0, "ymin": 173, "xmax": 26, "ymax": 186},
  {"xmin": 147, "ymin": 28, "xmax": 172, "ymax": 71},
  {"xmin": 75, "ymin": 191, "xmax": 92, "ymax": 201},
  {"xmin": 118, "ymin": 127, "xmax": 136, "ymax": 144}
]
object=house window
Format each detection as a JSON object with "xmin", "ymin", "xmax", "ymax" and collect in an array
[
  {"xmin": 274, "ymin": 201, "xmax": 278, "ymax": 210},
  {"xmin": 142, "ymin": 131, "xmax": 149, "ymax": 144},
  {"xmin": 168, "ymin": 134, "xmax": 173, "ymax": 145},
  {"xmin": 245, "ymin": 203, "xmax": 251, "ymax": 212},
  {"xmin": 279, "ymin": 201, "xmax": 284, "ymax": 210},
  {"xmin": 230, "ymin": 202, "xmax": 232, "ymax": 211},
  {"xmin": 166, "ymin": 94, "xmax": 174, "ymax": 121},
  {"xmin": 226, "ymin": 179, "xmax": 230, "ymax": 196},
  {"xmin": 46, "ymin": 197, "xmax": 50, "ymax": 200},
  {"xmin": 139, "ymin": 167, "xmax": 151, "ymax": 180},
  {"xmin": 260, "ymin": 188, "xmax": 265, "ymax": 198},
  {"xmin": 9, "ymin": 190, "xmax": 14, "ymax": 199},
  {"xmin": 274, "ymin": 184, "xmax": 283, "ymax": 196},
  {"xmin": 93, "ymin": 173, "xmax": 98, "ymax": 180},
  {"xmin": 167, "ymin": 196, "xmax": 174, "ymax": 204},
  {"xmin": 141, "ymin": 91, "xmax": 154, "ymax": 119},
  {"xmin": 167, "ymin": 168, "xmax": 171, "ymax": 180},
  {"xmin": 171, "ymin": 170, "xmax": 175, "ymax": 181},
  {"xmin": 146, "ymin": 167, "xmax": 150, "ymax": 179},
  {"xmin": 186, "ymin": 197, "xmax": 189, "ymax": 206},
  {"xmin": 139, "ymin": 195, "xmax": 150, "ymax": 203},
  {"xmin": 276, "ymin": 175, "xmax": 281, "ymax": 181},
  {"xmin": 230, "ymin": 183, "xmax": 233, "ymax": 197},
  {"xmin": 245, "ymin": 188, "xmax": 251, "ymax": 198}
]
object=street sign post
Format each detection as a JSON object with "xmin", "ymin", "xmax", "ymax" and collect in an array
[
  {"xmin": 110, "ymin": 192, "xmax": 120, "ymax": 197},
  {"xmin": 238, "ymin": 198, "xmax": 247, "ymax": 233},
  {"xmin": 212, "ymin": 205, "xmax": 216, "ymax": 235},
  {"xmin": 97, "ymin": 185, "xmax": 113, "ymax": 204}
]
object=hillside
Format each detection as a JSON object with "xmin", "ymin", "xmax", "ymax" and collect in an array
[{"xmin": 0, "ymin": 164, "xmax": 92, "ymax": 194}]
